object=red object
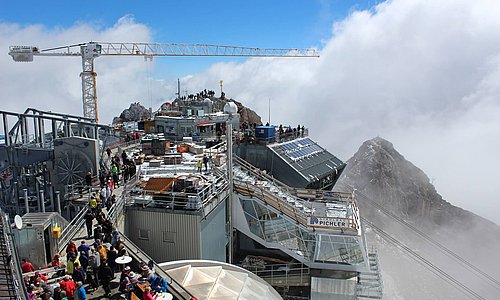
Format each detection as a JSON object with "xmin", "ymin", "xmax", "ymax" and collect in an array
[
  {"xmin": 60, "ymin": 278, "xmax": 76, "ymax": 299},
  {"xmin": 143, "ymin": 291, "xmax": 154, "ymax": 300},
  {"xmin": 21, "ymin": 261, "xmax": 35, "ymax": 273},
  {"xmin": 66, "ymin": 242, "xmax": 77, "ymax": 254}
]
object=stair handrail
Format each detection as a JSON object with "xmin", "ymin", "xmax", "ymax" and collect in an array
[{"xmin": 1, "ymin": 210, "xmax": 27, "ymax": 300}]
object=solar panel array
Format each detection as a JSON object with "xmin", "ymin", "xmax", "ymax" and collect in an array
[{"xmin": 279, "ymin": 138, "xmax": 324, "ymax": 161}]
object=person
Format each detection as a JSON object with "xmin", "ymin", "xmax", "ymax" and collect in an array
[
  {"xmin": 51, "ymin": 254, "xmax": 61, "ymax": 267},
  {"xmin": 59, "ymin": 275, "xmax": 76, "ymax": 300},
  {"xmin": 60, "ymin": 290, "xmax": 68, "ymax": 300},
  {"xmin": 98, "ymin": 260, "xmax": 114, "ymax": 297},
  {"xmin": 78, "ymin": 251, "xmax": 89, "ymax": 272},
  {"xmin": 32, "ymin": 271, "xmax": 48, "ymax": 285},
  {"xmin": 84, "ymin": 211, "xmax": 94, "ymax": 239},
  {"xmin": 142, "ymin": 286, "xmax": 155, "ymax": 300},
  {"xmin": 77, "ymin": 241, "xmax": 90, "ymax": 258},
  {"xmin": 202, "ymin": 154, "xmax": 209, "ymax": 172},
  {"xmin": 106, "ymin": 147, "xmax": 111, "ymax": 157},
  {"xmin": 88, "ymin": 248, "xmax": 100, "ymax": 291},
  {"xmin": 197, "ymin": 159, "xmax": 202, "ymax": 172},
  {"xmin": 21, "ymin": 258, "xmax": 35, "ymax": 273},
  {"xmin": 51, "ymin": 283, "xmax": 62, "ymax": 300},
  {"xmin": 89, "ymin": 196, "xmax": 98, "ymax": 215},
  {"xmin": 85, "ymin": 172, "xmax": 92, "ymax": 188},
  {"xmin": 94, "ymin": 225, "xmax": 104, "ymax": 243},
  {"xmin": 150, "ymin": 275, "xmax": 168, "ymax": 293},
  {"xmin": 66, "ymin": 255, "xmax": 80, "ymax": 276},
  {"xmin": 112, "ymin": 164, "xmax": 119, "ymax": 187},
  {"xmin": 119, "ymin": 267, "xmax": 132, "ymax": 292},
  {"xmin": 99, "ymin": 169, "xmax": 105, "ymax": 187},
  {"xmin": 72, "ymin": 262, "xmax": 86, "ymax": 284},
  {"xmin": 76, "ymin": 281, "xmax": 86, "ymax": 300},
  {"xmin": 111, "ymin": 226, "xmax": 120, "ymax": 247},
  {"xmin": 27, "ymin": 285, "xmax": 37, "ymax": 300},
  {"xmin": 66, "ymin": 240, "xmax": 77, "ymax": 259},
  {"xmin": 97, "ymin": 242, "xmax": 108, "ymax": 261}
]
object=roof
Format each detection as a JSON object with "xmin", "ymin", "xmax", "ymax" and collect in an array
[
  {"xmin": 269, "ymin": 138, "xmax": 345, "ymax": 182},
  {"xmin": 143, "ymin": 177, "xmax": 175, "ymax": 192},
  {"xmin": 159, "ymin": 260, "xmax": 282, "ymax": 300},
  {"xmin": 21, "ymin": 212, "xmax": 68, "ymax": 229}
]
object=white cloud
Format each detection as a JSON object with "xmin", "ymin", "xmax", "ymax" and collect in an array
[
  {"xmin": 0, "ymin": 16, "xmax": 165, "ymax": 123},
  {"xmin": 178, "ymin": 0, "xmax": 500, "ymax": 223},
  {"xmin": 2, "ymin": 0, "xmax": 500, "ymax": 223}
]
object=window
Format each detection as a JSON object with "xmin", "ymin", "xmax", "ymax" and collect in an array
[
  {"xmin": 138, "ymin": 229, "xmax": 150, "ymax": 240},
  {"xmin": 163, "ymin": 231, "xmax": 176, "ymax": 243}
]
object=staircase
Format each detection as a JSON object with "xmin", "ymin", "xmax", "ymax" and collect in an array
[
  {"xmin": 0, "ymin": 213, "xmax": 24, "ymax": 299},
  {"xmin": 356, "ymin": 250, "xmax": 383, "ymax": 299}
]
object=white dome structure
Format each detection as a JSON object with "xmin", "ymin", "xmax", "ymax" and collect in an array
[
  {"xmin": 223, "ymin": 102, "xmax": 238, "ymax": 115},
  {"xmin": 159, "ymin": 260, "xmax": 283, "ymax": 300}
]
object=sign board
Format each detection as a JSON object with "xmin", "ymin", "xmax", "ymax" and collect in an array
[{"xmin": 307, "ymin": 216, "xmax": 348, "ymax": 229}]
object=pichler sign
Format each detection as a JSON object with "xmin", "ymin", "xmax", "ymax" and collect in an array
[{"xmin": 307, "ymin": 217, "xmax": 347, "ymax": 228}]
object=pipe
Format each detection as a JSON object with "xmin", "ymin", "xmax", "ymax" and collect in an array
[
  {"xmin": 40, "ymin": 190, "xmax": 45, "ymax": 213},
  {"xmin": 56, "ymin": 191, "xmax": 61, "ymax": 215},
  {"xmin": 24, "ymin": 189, "xmax": 29, "ymax": 214}
]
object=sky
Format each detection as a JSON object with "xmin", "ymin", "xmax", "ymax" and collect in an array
[{"xmin": 1, "ymin": 0, "xmax": 500, "ymax": 224}]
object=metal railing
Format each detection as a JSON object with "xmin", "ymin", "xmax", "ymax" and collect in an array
[
  {"xmin": 242, "ymin": 262, "xmax": 311, "ymax": 287},
  {"xmin": 57, "ymin": 206, "xmax": 88, "ymax": 250},
  {"xmin": 131, "ymin": 171, "xmax": 229, "ymax": 218},
  {"xmin": 118, "ymin": 232, "xmax": 195, "ymax": 299},
  {"xmin": 233, "ymin": 155, "xmax": 360, "ymax": 232},
  {"xmin": 1, "ymin": 211, "xmax": 26, "ymax": 300}
]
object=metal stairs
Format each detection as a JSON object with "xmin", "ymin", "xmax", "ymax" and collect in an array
[
  {"xmin": 0, "ymin": 214, "xmax": 24, "ymax": 299},
  {"xmin": 356, "ymin": 250, "xmax": 383, "ymax": 299}
]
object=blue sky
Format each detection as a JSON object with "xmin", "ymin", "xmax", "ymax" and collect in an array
[{"xmin": 1, "ymin": 0, "xmax": 382, "ymax": 78}]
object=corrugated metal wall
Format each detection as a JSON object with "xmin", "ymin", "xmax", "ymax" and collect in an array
[
  {"xmin": 200, "ymin": 200, "xmax": 227, "ymax": 262},
  {"xmin": 125, "ymin": 208, "xmax": 201, "ymax": 263}
]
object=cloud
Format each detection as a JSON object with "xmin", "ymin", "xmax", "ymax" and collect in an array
[
  {"xmin": 177, "ymin": 0, "xmax": 500, "ymax": 223},
  {"xmin": 0, "ymin": 15, "xmax": 163, "ymax": 123}
]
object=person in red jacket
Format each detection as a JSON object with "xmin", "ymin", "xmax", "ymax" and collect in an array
[
  {"xmin": 59, "ymin": 275, "xmax": 76, "ymax": 299},
  {"xmin": 66, "ymin": 240, "xmax": 77, "ymax": 258},
  {"xmin": 21, "ymin": 259, "xmax": 35, "ymax": 273}
]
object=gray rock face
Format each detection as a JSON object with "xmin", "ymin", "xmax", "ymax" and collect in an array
[
  {"xmin": 338, "ymin": 136, "xmax": 495, "ymax": 230},
  {"xmin": 117, "ymin": 102, "xmax": 151, "ymax": 122},
  {"xmin": 337, "ymin": 137, "xmax": 500, "ymax": 299}
]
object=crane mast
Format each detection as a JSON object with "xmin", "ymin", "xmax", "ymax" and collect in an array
[{"xmin": 9, "ymin": 42, "xmax": 319, "ymax": 122}]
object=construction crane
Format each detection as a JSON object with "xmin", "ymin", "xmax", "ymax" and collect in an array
[{"xmin": 8, "ymin": 42, "xmax": 319, "ymax": 122}]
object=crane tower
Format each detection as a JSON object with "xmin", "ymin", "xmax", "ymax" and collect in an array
[{"xmin": 9, "ymin": 42, "xmax": 319, "ymax": 122}]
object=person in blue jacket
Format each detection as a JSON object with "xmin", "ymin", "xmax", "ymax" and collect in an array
[{"xmin": 149, "ymin": 275, "xmax": 168, "ymax": 293}]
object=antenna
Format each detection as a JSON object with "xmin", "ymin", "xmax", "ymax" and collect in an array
[{"xmin": 268, "ymin": 98, "xmax": 271, "ymax": 125}]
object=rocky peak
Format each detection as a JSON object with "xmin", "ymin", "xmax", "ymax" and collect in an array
[{"xmin": 339, "ymin": 137, "xmax": 494, "ymax": 231}]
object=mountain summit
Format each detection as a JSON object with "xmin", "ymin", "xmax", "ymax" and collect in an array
[
  {"xmin": 337, "ymin": 137, "xmax": 500, "ymax": 299},
  {"xmin": 338, "ymin": 136, "xmax": 495, "ymax": 231}
]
